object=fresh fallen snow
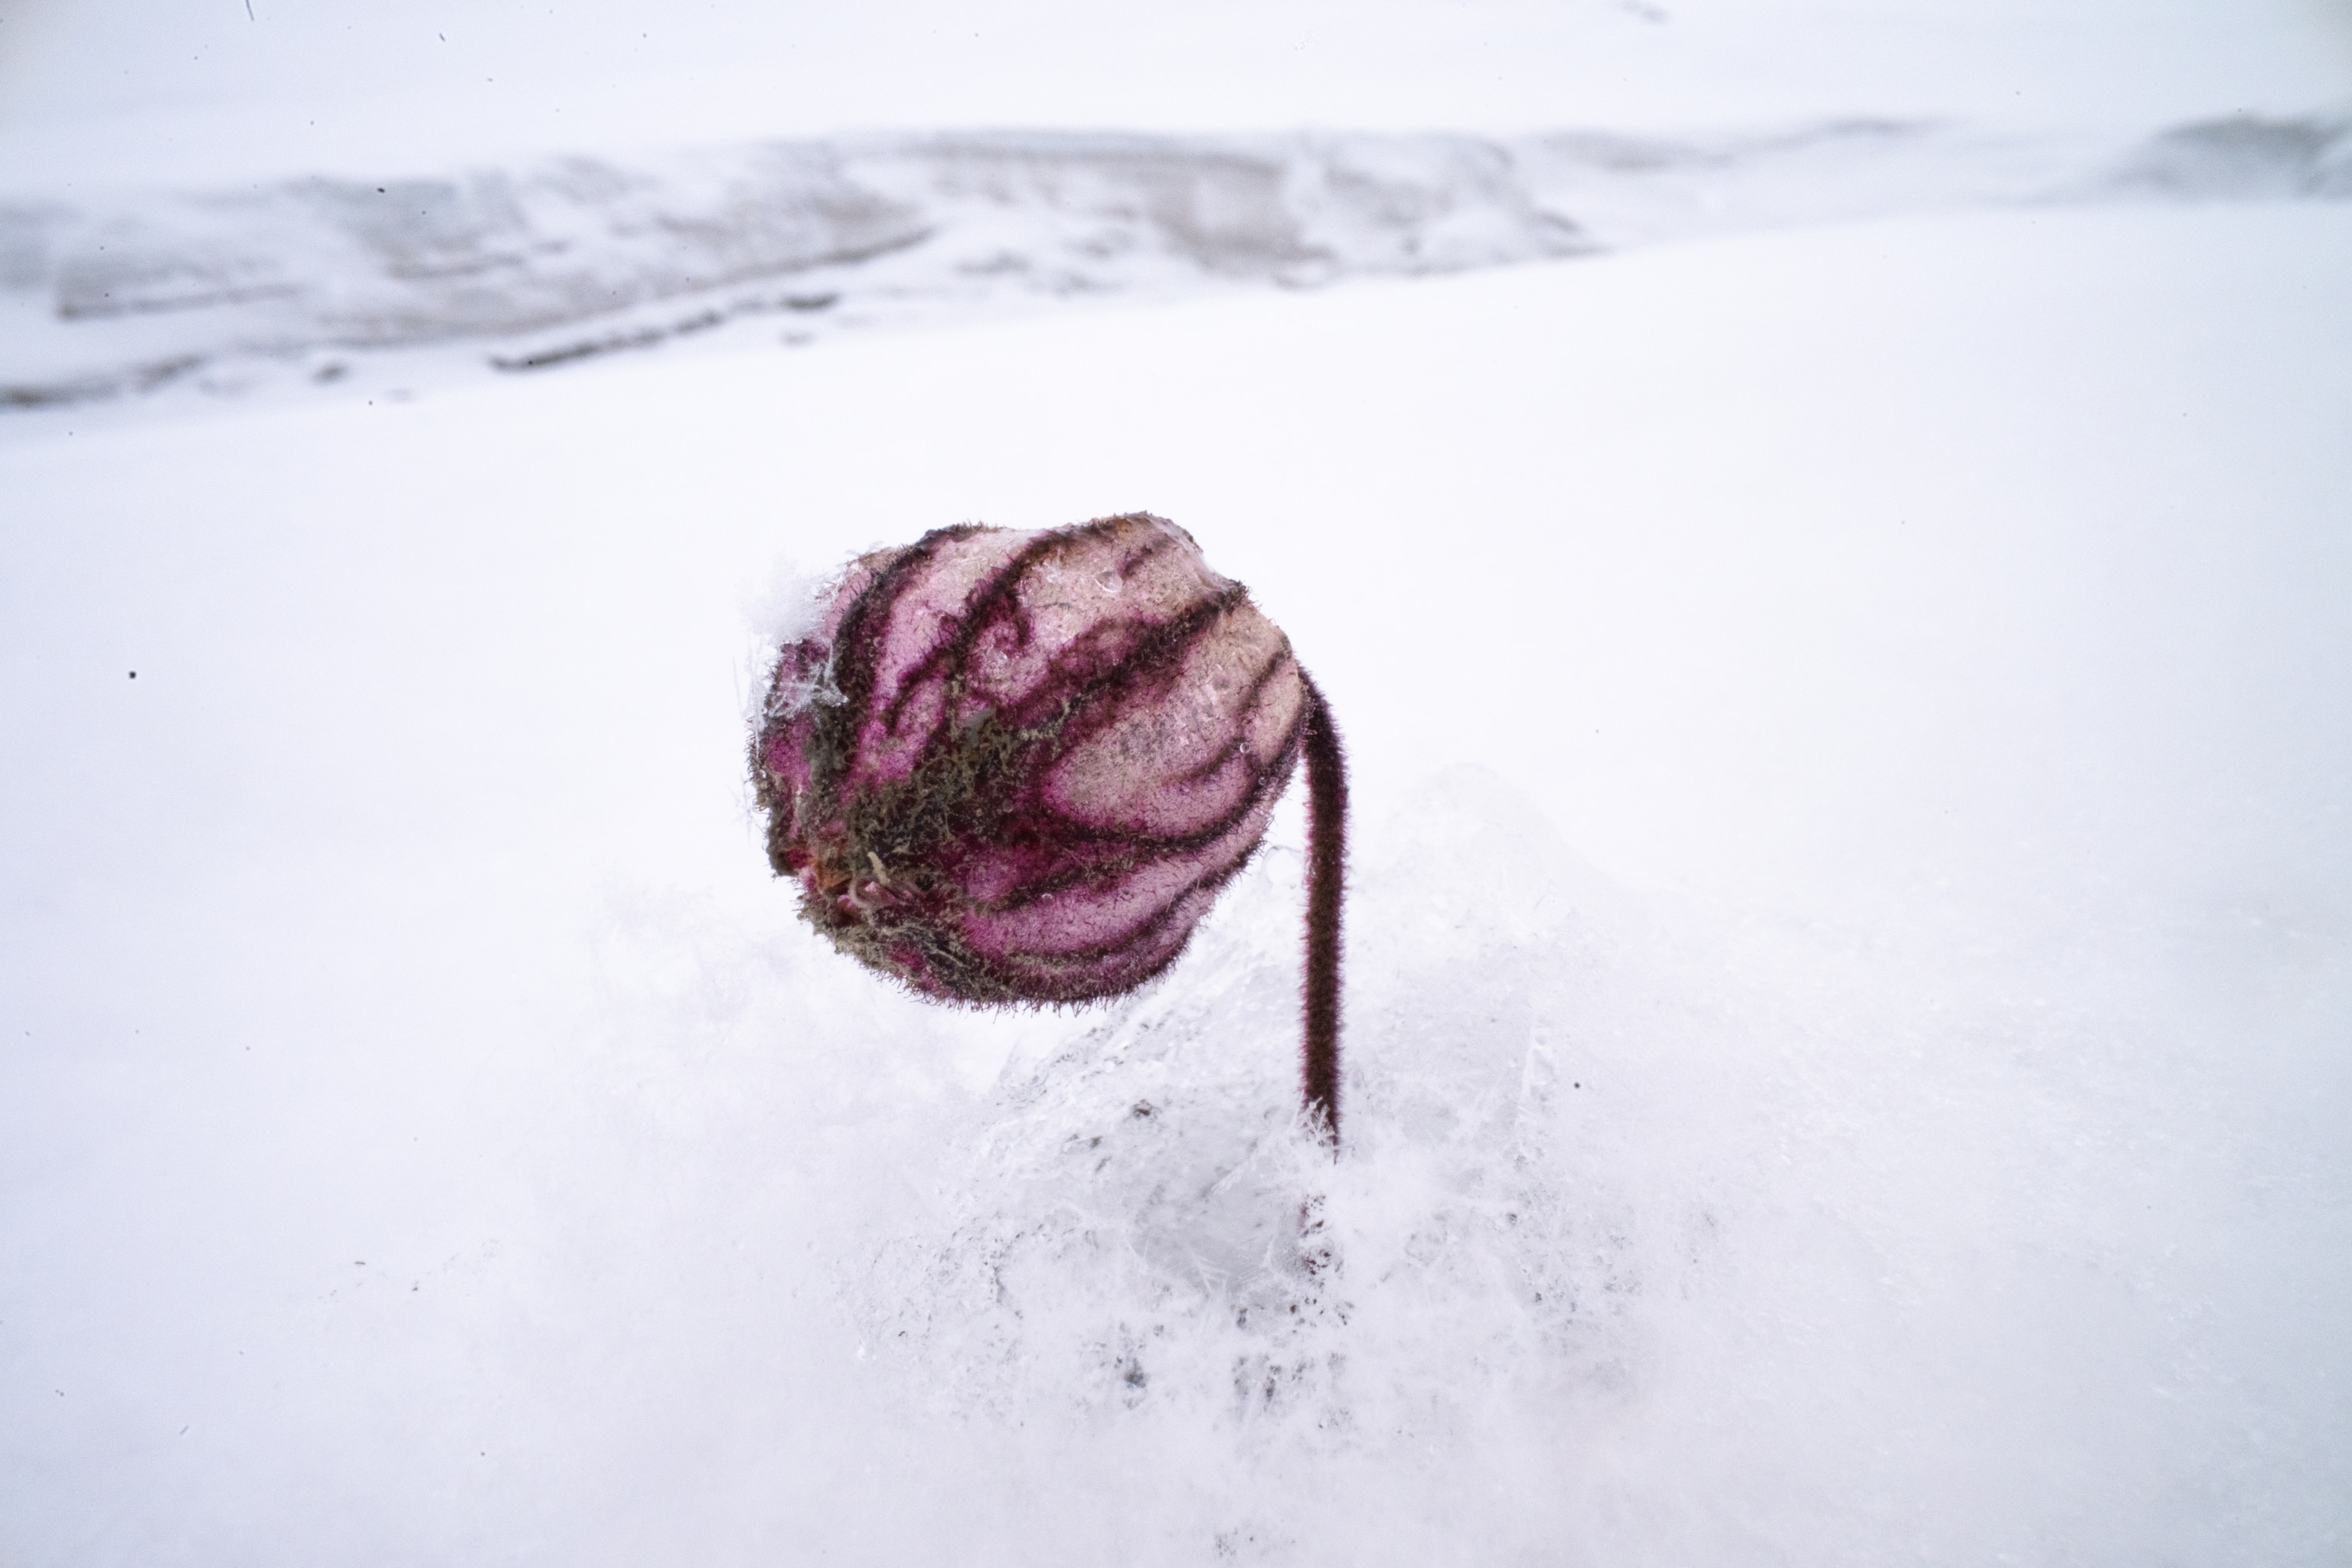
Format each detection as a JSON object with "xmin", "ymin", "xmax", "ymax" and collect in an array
[{"xmin": 2, "ymin": 203, "xmax": 2349, "ymax": 1566}]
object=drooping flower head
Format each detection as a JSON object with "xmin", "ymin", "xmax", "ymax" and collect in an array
[{"xmin": 753, "ymin": 512, "xmax": 1347, "ymax": 1135}]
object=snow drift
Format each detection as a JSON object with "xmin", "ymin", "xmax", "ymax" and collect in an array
[{"xmin": 5, "ymin": 113, "xmax": 2348, "ymax": 414}]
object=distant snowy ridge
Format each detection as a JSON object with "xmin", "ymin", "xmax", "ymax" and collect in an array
[{"xmin": 3, "ymin": 113, "xmax": 2346, "ymax": 413}]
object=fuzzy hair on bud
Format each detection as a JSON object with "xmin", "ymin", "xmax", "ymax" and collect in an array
[{"xmin": 752, "ymin": 511, "xmax": 1348, "ymax": 1138}]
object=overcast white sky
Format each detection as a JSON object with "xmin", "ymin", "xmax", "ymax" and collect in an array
[
  {"xmin": 0, "ymin": 2, "xmax": 2342, "ymax": 192},
  {"xmin": 1, "ymin": 0, "xmax": 2347, "ymax": 190}
]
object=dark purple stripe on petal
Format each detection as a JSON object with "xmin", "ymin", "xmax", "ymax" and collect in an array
[{"xmin": 753, "ymin": 515, "xmax": 1331, "ymax": 1086}]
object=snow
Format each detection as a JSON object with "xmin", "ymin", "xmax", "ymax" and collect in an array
[
  {"xmin": 4, "ymin": 193, "xmax": 2350, "ymax": 1563},
  {"xmin": 7, "ymin": 115, "xmax": 2348, "ymax": 418}
]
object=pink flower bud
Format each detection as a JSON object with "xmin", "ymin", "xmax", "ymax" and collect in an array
[{"xmin": 753, "ymin": 512, "xmax": 1348, "ymax": 1138}]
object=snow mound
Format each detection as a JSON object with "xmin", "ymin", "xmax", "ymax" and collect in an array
[{"xmin": 831, "ymin": 769, "xmax": 1759, "ymax": 1562}]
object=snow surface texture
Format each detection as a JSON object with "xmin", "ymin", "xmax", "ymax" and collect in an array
[
  {"xmin": 5, "ymin": 199, "xmax": 2350, "ymax": 1565},
  {"xmin": 5, "ymin": 113, "xmax": 2350, "ymax": 415}
]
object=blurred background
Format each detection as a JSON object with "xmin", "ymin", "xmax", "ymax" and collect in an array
[
  {"xmin": 4, "ymin": 0, "xmax": 2349, "ymax": 188},
  {"xmin": 5, "ymin": 0, "xmax": 2349, "ymax": 416}
]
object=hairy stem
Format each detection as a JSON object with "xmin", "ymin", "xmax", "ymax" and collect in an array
[{"xmin": 1301, "ymin": 678, "xmax": 1347, "ymax": 1147}]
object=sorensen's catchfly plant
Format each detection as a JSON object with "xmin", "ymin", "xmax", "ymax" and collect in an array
[{"xmin": 753, "ymin": 513, "xmax": 1348, "ymax": 1139}]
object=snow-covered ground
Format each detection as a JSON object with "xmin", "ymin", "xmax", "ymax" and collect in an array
[
  {"xmin": 5, "ymin": 182, "xmax": 2347, "ymax": 1563},
  {"xmin": 5, "ymin": 113, "xmax": 2349, "ymax": 417}
]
